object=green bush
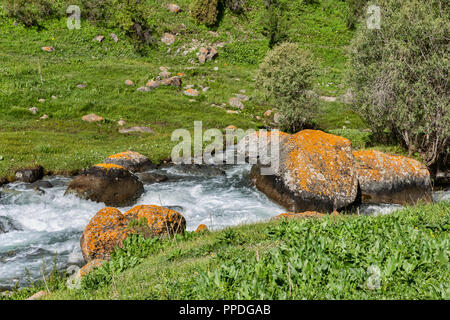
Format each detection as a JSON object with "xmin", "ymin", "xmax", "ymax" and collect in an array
[
  {"xmin": 190, "ymin": 0, "xmax": 220, "ymax": 26},
  {"xmin": 221, "ymin": 40, "xmax": 269, "ymax": 65},
  {"xmin": 349, "ymin": 0, "xmax": 449, "ymax": 167},
  {"xmin": 2, "ymin": 0, "xmax": 64, "ymax": 26},
  {"xmin": 256, "ymin": 42, "xmax": 317, "ymax": 133},
  {"xmin": 346, "ymin": 0, "xmax": 370, "ymax": 29},
  {"xmin": 260, "ymin": 0, "xmax": 289, "ymax": 48}
]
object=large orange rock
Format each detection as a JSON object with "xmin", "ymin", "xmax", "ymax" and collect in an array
[
  {"xmin": 124, "ymin": 205, "xmax": 186, "ymax": 237},
  {"xmin": 103, "ymin": 150, "xmax": 154, "ymax": 172},
  {"xmin": 195, "ymin": 224, "xmax": 209, "ymax": 233},
  {"xmin": 251, "ymin": 130, "xmax": 359, "ymax": 213},
  {"xmin": 79, "ymin": 259, "xmax": 104, "ymax": 277},
  {"xmin": 65, "ymin": 164, "xmax": 144, "ymax": 206},
  {"xmin": 80, "ymin": 207, "xmax": 133, "ymax": 262},
  {"xmin": 353, "ymin": 150, "xmax": 432, "ymax": 205}
]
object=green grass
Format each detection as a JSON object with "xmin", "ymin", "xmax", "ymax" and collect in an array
[
  {"xmin": 6, "ymin": 201, "xmax": 441, "ymax": 300},
  {"xmin": 0, "ymin": 0, "xmax": 381, "ymax": 179}
]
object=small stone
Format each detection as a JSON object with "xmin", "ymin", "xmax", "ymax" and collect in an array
[
  {"xmin": 229, "ymin": 97, "xmax": 244, "ymax": 109},
  {"xmin": 124, "ymin": 79, "xmax": 135, "ymax": 86},
  {"xmin": 26, "ymin": 291, "xmax": 47, "ymax": 300},
  {"xmin": 161, "ymin": 33, "xmax": 176, "ymax": 45},
  {"xmin": 168, "ymin": 3, "xmax": 181, "ymax": 13},
  {"xmin": 273, "ymin": 112, "xmax": 281, "ymax": 124},
  {"xmin": 110, "ymin": 33, "xmax": 118, "ymax": 43},
  {"xmin": 264, "ymin": 110, "xmax": 272, "ymax": 117},
  {"xmin": 94, "ymin": 35, "xmax": 105, "ymax": 43},
  {"xmin": 76, "ymin": 84, "xmax": 86, "ymax": 89},
  {"xmin": 51, "ymin": 95, "xmax": 57, "ymax": 99},
  {"xmin": 159, "ymin": 71, "xmax": 171, "ymax": 79},
  {"xmin": 119, "ymin": 126, "xmax": 155, "ymax": 134},
  {"xmin": 29, "ymin": 107, "xmax": 38, "ymax": 114},
  {"xmin": 82, "ymin": 113, "xmax": 104, "ymax": 122},
  {"xmin": 117, "ymin": 120, "xmax": 126, "ymax": 126},
  {"xmin": 185, "ymin": 84, "xmax": 194, "ymax": 89},
  {"xmin": 198, "ymin": 47, "xmax": 218, "ymax": 64},
  {"xmin": 41, "ymin": 46, "xmax": 55, "ymax": 52},
  {"xmin": 213, "ymin": 67, "xmax": 219, "ymax": 71},
  {"xmin": 235, "ymin": 94, "xmax": 249, "ymax": 101},
  {"xmin": 177, "ymin": 72, "xmax": 186, "ymax": 77},
  {"xmin": 160, "ymin": 66, "xmax": 169, "ymax": 72},
  {"xmin": 137, "ymin": 86, "xmax": 151, "ymax": 92},
  {"xmin": 40, "ymin": 114, "xmax": 49, "ymax": 120},
  {"xmin": 226, "ymin": 110, "xmax": 239, "ymax": 114},
  {"xmin": 161, "ymin": 76, "xmax": 182, "ymax": 87},
  {"xmin": 225, "ymin": 125, "xmax": 237, "ymax": 130},
  {"xmin": 184, "ymin": 88, "xmax": 199, "ymax": 96},
  {"xmin": 202, "ymin": 87, "xmax": 210, "ymax": 92},
  {"xmin": 146, "ymin": 80, "xmax": 161, "ymax": 88},
  {"xmin": 240, "ymin": 89, "xmax": 246, "ymax": 93},
  {"xmin": 38, "ymin": 98, "xmax": 45, "ymax": 103}
]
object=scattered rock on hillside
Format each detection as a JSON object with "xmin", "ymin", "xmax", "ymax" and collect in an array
[
  {"xmin": 137, "ymin": 86, "xmax": 151, "ymax": 92},
  {"xmin": 235, "ymin": 94, "xmax": 249, "ymax": 101},
  {"xmin": 124, "ymin": 79, "xmax": 135, "ymax": 86},
  {"xmin": 29, "ymin": 107, "xmax": 38, "ymax": 114},
  {"xmin": 159, "ymin": 71, "xmax": 172, "ymax": 79},
  {"xmin": 353, "ymin": 150, "xmax": 432, "ymax": 205},
  {"xmin": 161, "ymin": 33, "xmax": 176, "ymax": 45},
  {"xmin": 119, "ymin": 126, "xmax": 155, "ymax": 134},
  {"xmin": 104, "ymin": 151, "xmax": 154, "ymax": 173},
  {"xmin": 229, "ymin": 97, "xmax": 244, "ymax": 109},
  {"xmin": 40, "ymin": 114, "xmax": 48, "ymax": 120},
  {"xmin": 41, "ymin": 46, "xmax": 55, "ymax": 52},
  {"xmin": 161, "ymin": 76, "xmax": 182, "ymax": 87},
  {"xmin": 65, "ymin": 164, "xmax": 144, "ymax": 207},
  {"xmin": 198, "ymin": 46, "xmax": 218, "ymax": 64},
  {"xmin": 15, "ymin": 166, "xmax": 44, "ymax": 183},
  {"xmin": 250, "ymin": 130, "xmax": 359, "ymax": 213},
  {"xmin": 110, "ymin": 33, "xmax": 118, "ymax": 43},
  {"xmin": 146, "ymin": 80, "xmax": 161, "ymax": 89},
  {"xmin": 227, "ymin": 110, "xmax": 239, "ymax": 114},
  {"xmin": 38, "ymin": 98, "xmax": 45, "ymax": 103},
  {"xmin": 94, "ymin": 35, "xmax": 105, "ymax": 43},
  {"xmin": 76, "ymin": 83, "xmax": 86, "ymax": 89},
  {"xmin": 264, "ymin": 110, "xmax": 272, "ymax": 117},
  {"xmin": 167, "ymin": 3, "xmax": 181, "ymax": 13},
  {"xmin": 184, "ymin": 88, "xmax": 199, "ymax": 96},
  {"xmin": 117, "ymin": 119, "xmax": 126, "ymax": 126},
  {"xmin": 271, "ymin": 211, "xmax": 325, "ymax": 220},
  {"xmin": 82, "ymin": 113, "xmax": 104, "ymax": 122}
]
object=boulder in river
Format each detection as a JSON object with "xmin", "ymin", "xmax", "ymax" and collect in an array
[
  {"xmin": 15, "ymin": 166, "xmax": 44, "ymax": 183},
  {"xmin": 353, "ymin": 150, "xmax": 432, "ymax": 205},
  {"xmin": 81, "ymin": 207, "xmax": 132, "ymax": 261},
  {"xmin": 81, "ymin": 205, "xmax": 186, "ymax": 262},
  {"xmin": 65, "ymin": 164, "xmax": 144, "ymax": 207},
  {"xmin": 250, "ymin": 130, "xmax": 359, "ymax": 213},
  {"xmin": 104, "ymin": 151, "xmax": 154, "ymax": 173},
  {"xmin": 136, "ymin": 172, "xmax": 168, "ymax": 184}
]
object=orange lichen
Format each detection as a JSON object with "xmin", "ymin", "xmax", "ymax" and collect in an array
[
  {"xmin": 195, "ymin": 224, "xmax": 209, "ymax": 233},
  {"xmin": 107, "ymin": 151, "xmax": 142, "ymax": 161},
  {"xmin": 124, "ymin": 205, "xmax": 186, "ymax": 237},
  {"xmin": 81, "ymin": 207, "xmax": 133, "ymax": 261},
  {"xmin": 93, "ymin": 163, "xmax": 127, "ymax": 170},
  {"xmin": 272, "ymin": 211, "xmax": 325, "ymax": 220},
  {"xmin": 283, "ymin": 130, "xmax": 356, "ymax": 199}
]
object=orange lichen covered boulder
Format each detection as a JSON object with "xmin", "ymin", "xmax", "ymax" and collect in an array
[
  {"xmin": 353, "ymin": 150, "xmax": 432, "ymax": 205},
  {"xmin": 124, "ymin": 205, "xmax": 186, "ymax": 237},
  {"xmin": 251, "ymin": 130, "xmax": 359, "ymax": 213},
  {"xmin": 80, "ymin": 208, "xmax": 133, "ymax": 262},
  {"xmin": 103, "ymin": 150, "xmax": 154, "ymax": 173},
  {"xmin": 195, "ymin": 224, "xmax": 209, "ymax": 233},
  {"xmin": 65, "ymin": 164, "xmax": 144, "ymax": 206},
  {"xmin": 271, "ymin": 211, "xmax": 325, "ymax": 220},
  {"xmin": 236, "ymin": 130, "xmax": 290, "ymax": 164}
]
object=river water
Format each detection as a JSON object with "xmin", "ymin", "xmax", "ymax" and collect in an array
[{"xmin": 0, "ymin": 163, "xmax": 449, "ymax": 289}]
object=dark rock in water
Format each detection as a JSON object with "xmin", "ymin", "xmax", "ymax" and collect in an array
[
  {"xmin": 172, "ymin": 164, "xmax": 226, "ymax": 177},
  {"xmin": 33, "ymin": 187, "xmax": 45, "ymax": 196},
  {"xmin": 31, "ymin": 180, "xmax": 53, "ymax": 189},
  {"xmin": 0, "ymin": 177, "xmax": 8, "ymax": 187},
  {"xmin": 166, "ymin": 205, "xmax": 184, "ymax": 213},
  {"xmin": 104, "ymin": 151, "xmax": 155, "ymax": 173},
  {"xmin": 250, "ymin": 130, "xmax": 359, "ymax": 213},
  {"xmin": 15, "ymin": 166, "xmax": 44, "ymax": 183},
  {"xmin": 0, "ymin": 216, "xmax": 21, "ymax": 234},
  {"xmin": 65, "ymin": 164, "xmax": 144, "ymax": 207},
  {"xmin": 353, "ymin": 150, "xmax": 432, "ymax": 205},
  {"xmin": 137, "ymin": 172, "xmax": 168, "ymax": 184}
]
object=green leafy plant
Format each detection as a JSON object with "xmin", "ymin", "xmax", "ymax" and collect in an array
[
  {"xmin": 3, "ymin": 0, "xmax": 64, "ymax": 27},
  {"xmin": 190, "ymin": 0, "xmax": 220, "ymax": 27}
]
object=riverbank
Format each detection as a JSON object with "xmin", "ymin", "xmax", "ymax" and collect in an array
[{"xmin": 2, "ymin": 201, "xmax": 448, "ymax": 300}]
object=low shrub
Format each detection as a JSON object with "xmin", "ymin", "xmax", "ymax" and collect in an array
[
  {"xmin": 2, "ymin": 0, "xmax": 64, "ymax": 27},
  {"xmin": 190, "ymin": 0, "xmax": 220, "ymax": 27}
]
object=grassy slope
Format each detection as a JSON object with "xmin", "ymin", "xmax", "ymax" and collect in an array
[
  {"xmin": 36, "ymin": 202, "xmax": 449, "ymax": 300},
  {"xmin": 0, "ymin": 0, "xmax": 376, "ymax": 179}
]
